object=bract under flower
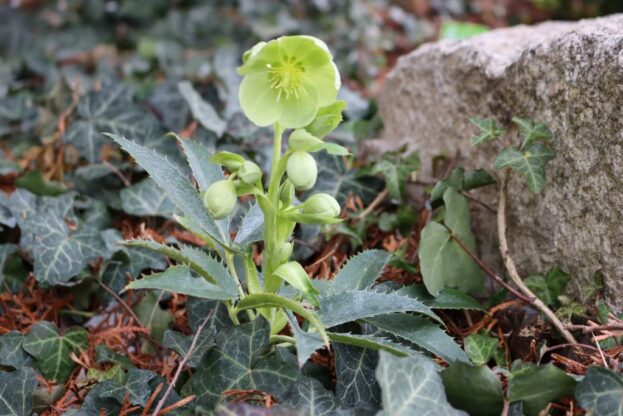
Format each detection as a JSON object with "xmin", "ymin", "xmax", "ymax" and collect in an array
[{"xmin": 238, "ymin": 36, "xmax": 341, "ymax": 128}]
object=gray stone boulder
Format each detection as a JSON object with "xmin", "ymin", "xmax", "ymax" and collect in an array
[{"xmin": 378, "ymin": 15, "xmax": 623, "ymax": 308}]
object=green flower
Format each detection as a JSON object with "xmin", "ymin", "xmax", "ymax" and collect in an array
[
  {"xmin": 302, "ymin": 193, "xmax": 340, "ymax": 217},
  {"xmin": 238, "ymin": 35, "xmax": 341, "ymax": 128}
]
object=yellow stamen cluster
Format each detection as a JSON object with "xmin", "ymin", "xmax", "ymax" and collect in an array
[{"xmin": 268, "ymin": 56, "xmax": 305, "ymax": 101}]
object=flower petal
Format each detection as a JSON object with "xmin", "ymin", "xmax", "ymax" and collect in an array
[
  {"xmin": 278, "ymin": 82, "xmax": 319, "ymax": 128},
  {"xmin": 239, "ymin": 72, "xmax": 284, "ymax": 127},
  {"xmin": 305, "ymin": 62, "xmax": 340, "ymax": 106},
  {"xmin": 278, "ymin": 36, "xmax": 331, "ymax": 68},
  {"xmin": 238, "ymin": 39, "xmax": 281, "ymax": 75}
]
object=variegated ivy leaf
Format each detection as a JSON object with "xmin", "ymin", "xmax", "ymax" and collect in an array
[
  {"xmin": 376, "ymin": 351, "xmax": 467, "ymax": 416},
  {"xmin": 575, "ymin": 366, "xmax": 623, "ymax": 416},
  {"xmin": 0, "ymin": 368, "xmax": 38, "ymax": 416},
  {"xmin": 333, "ymin": 342, "xmax": 380, "ymax": 408},
  {"xmin": 120, "ymin": 177, "xmax": 176, "ymax": 218},
  {"xmin": 279, "ymin": 378, "xmax": 340, "ymax": 416},
  {"xmin": 469, "ymin": 117, "xmax": 506, "ymax": 146},
  {"xmin": 163, "ymin": 327, "xmax": 217, "ymax": 368},
  {"xmin": 64, "ymin": 83, "xmax": 164, "ymax": 163},
  {"xmin": 22, "ymin": 321, "xmax": 88, "ymax": 383},
  {"xmin": 190, "ymin": 317, "xmax": 299, "ymax": 410},
  {"xmin": 512, "ymin": 116, "xmax": 552, "ymax": 149},
  {"xmin": 0, "ymin": 331, "xmax": 35, "ymax": 369},
  {"xmin": 463, "ymin": 331, "xmax": 500, "ymax": 366},
  {"xmin": 494, "ymin": 144, "xmax": 555, "ymax": 193}
]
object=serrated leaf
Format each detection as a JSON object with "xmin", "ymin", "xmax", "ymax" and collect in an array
[
  {"xmin": 469, "ymin": 117, "xmax": 505, "ymax": 146},
  {"xmin": 365, "ymin": 314, "xmax": 469, "ymax": 363},
  {"xmin": 441, "ymin": 363, "xmax": 504, "ymax": 416},
  {"xmin": 318, "ymin": 290, "xmax": 441, "ymax": 328},
  {"xmin": 234, "ymin": 203, "xmax": 264, "ymax": 245},
  {"xmin": 512, "ymin": 117, "xmax": 552, "ymax": 149},
  {"xmin": 376, "ymin": 351, "xmax": 467, "ymax": 416},
  {"xmin": 328, "ymin": 332, "xmax": 413, "ymax": 357},
  {"xmin": 120, "ymin": 177, "xmax": 176, "ymax": 218},
  {"xmin": 163, "ymin": 327, "xmax": 217, "ymax": 368},
  {"xmin": 178, "ymin": 137, "xmax": 225, "ymax": 192},
  {"xmin": 397, "ymin": 285, "xmax": 485, "ymax": 311},
  {"xmin": 494, "ymin": 144, "xmax": 555, "ymax": 193},
  {"xmin": 285, "ymin": 311, "xmax": 324, "ymax": 368},
  {"xmin": 333, "ymin": 342, "xmax": 380, "ymax": 408},
  {"xmin": 127, "ymin": 265, "xmax": 237, "ymax": 300},
  {"xmin": 508, "ymin": 362, "xmax": 577, "ymax": 416},
  {"xmin": 331, "ymin": 249, "xmax": 391, "ymax": 292},
  {"xmin": 463, "ymin": 332, "xmax": 499, "ymax": 366},
  {"xmin": 575, "ymin": 366, "xmax": 623, "ymax": 416},
  {"xmin": 22, "ymin": 321, "xmax": 88, "ymax": 383},
  {"xmin": 190, "ymin": 317, "xmax": 299, "ymax": 410},
  {"xmin": 178, "ymin": 81, "xmax": 226, "ymax": 136},
  {"xmin": 65, "ymin": 83, "xmax": 163, "ymax": 162},
  {"xmin": 107, "ymin": 133, "xmax": 228, "ymax": 246},
  {"xmin": 0, "ymin": 331, "xmax": 35, "ymax": 369},
  {"xmin": 0, "ymin": 368, "xmax": 38, "ymax": 416},
  {"xmin": 419, "ymin": 188, "xmax": 484, "ymax": 295}
]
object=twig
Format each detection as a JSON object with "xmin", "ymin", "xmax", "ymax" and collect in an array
[
  {"xmin": 591, "ymin": 331, "xmax": 609, "ymax": 369},
  {"xmin": 462, "ymin": 191, "xmax": 497, "ymax": 214},
  {"xmin": 564, "ymin": 323, "xmax": 623, "ymax": 333},
  {"xmin": 151, "ymin": 311, "xmax": 213, "ymax": 416},
  {"xmin": 497, "ymin": 169, "xmax": 577, "ymax": 344},
  {"xmin": 450, "ymin": 233, "xmax": 534, "ymax": 304},
  {"xmin": 354, "ymin": 189, "xmax": 388, "ymax": 220},
  {"xmin": 98, "ymin": 280, "xmax": 144, "ymax": 327}
]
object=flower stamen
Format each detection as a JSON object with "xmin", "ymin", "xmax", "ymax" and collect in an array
[{"xmin": 268, "ymin": 55, "xmax": 305, "ymax": 101}]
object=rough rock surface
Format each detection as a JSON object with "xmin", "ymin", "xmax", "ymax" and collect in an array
[{"xmin": 378, "ymin": 15, "xmax": 623, "ymax": 308}]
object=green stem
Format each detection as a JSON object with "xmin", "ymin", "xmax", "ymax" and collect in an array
[
  {"xmin": 270, "ymin": 335, "xmax": 296, "ymax": 345},
  {"xmin": 225, "ymin": 249, "xmax": 255, "ymax": 321}
]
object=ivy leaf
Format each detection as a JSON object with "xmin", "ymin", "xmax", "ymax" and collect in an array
[
  {"xmin": 126, "ymin": 265, "xmax": 237, "ymax": 300},
  {"xmin": 280, "ymin": 377, "xmax": 340, "ymax": 415},
  {"xmin": 330, "ymin": 249, "xmax": 391, "ymax": 292},
  {"xmin": 575, "ymin": 366, "xmax": 623, "ymax": 416},
  {"xmin": 318, "ymin": 290, "xmax": 441, "ymax": 328},
  {"xmin": 494, "ymin": 144, "xmax": 555, "ymax": 193},
  {"xmin": 333, "ymin": 342, "xmax": 380, "ymax": 408},
  {"xmin": 120, "ymin": 177, "xmax": 176, "ymax": 218},
  {"xmin": 512, "ymin": 117, "xmax": 552, "ymax": 149},
  {"xmin": 178, "ymin": 81, "xmax": 227, "ymax": 136},
  {"xmin": 463, "ymin": 332, "xmax": 499, "ymax": 366},
  {"xmin": 22, "ymin": 321, "xmax": 88, "ymax": 383},
  {"xmin": 508, "ymin": 362, "xmax": 577, "ymax": 416},
  {"xmin": 98, "ymin": 368, "xmax": 157, "ymax": 406},
  {"xmin": 524, "ymin": 267, "xmax": 570, "ymax": 307},
  {"xmin": 0, "ymin": 368, "xmax": 38, "ymax": 416},
  {"xmin": 0, "ymin": 243, "xmax": 18, "ymax": 287},
  {"xmin": 441, "ymin": 363, "xmax": 504, "ymax": 416},
  {"xmin": 371, "ymin": 153, "xmax": 419, "ymax": 200},
  {"xmin": 469, "ymin": 117, "xmax": 505, "ymax": 146},
  {"xmin": 107, "ymin": 133, "xmax": 229, "ymax": 246},
  {"xmin": 0, "ymin": 331, "xmax": 35, "ymax": 369},
  {"xmin": 163, "ymin": 327, "xmax": 217, "ymax": 368},
  {"xmin": 365, "ymin": 314, "xmax": 469, "ymax": 363},
  {"xmin": 65, "ymin": 83, "xmax": 163, "ymax": 162},
  {"xmin": 419, "ymin": 188, "xmax": 484, "ymax": 295},
  {"xmin": 376, "ymin": 351, "xmax": 467, "ymax": 416},
  {"xmin": 190, "ymin": 317, "xmax": 299, "ymax": 410}
]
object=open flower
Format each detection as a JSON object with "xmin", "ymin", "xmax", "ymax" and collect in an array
[{"xmin": 238, "ymin": 36, "xmax": 341, "ymax": 128}]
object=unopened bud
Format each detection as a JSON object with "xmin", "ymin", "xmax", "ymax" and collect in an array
[
  {"xmin": 287, "ymin": 151, "xmax": 317, "ymax": 191},
  {"xmin": 238, "ymin": 161, "xmax": 262, "ymax": 184},
  {"xmin": 203, "ymin": 180, "xmax": 237, "ymax": 219},
  {"xmin": 279, "ymin": 180, "xmax": 295, "ymax": 206},
  {"xmin": 302, "ymin": 193, "xmax": 340, "ymax": 217}
]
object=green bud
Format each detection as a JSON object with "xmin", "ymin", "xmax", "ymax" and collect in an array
[
  {"xmin": 210, "ymin": 151, "xmax": 245, "ymax": 171},
  {"xmin": 276, "ymin": 242, "xmax": 293, "ymax": 264},
  {"xmin": 238, "ymin": 161, "xmax": 262, "ymax": 184},
  {"xmin": 287, "ymin": 151, "xmax": 317, "ymax": 191},
  {"xmin": 279, "ymin": 180, "xmax": 295, "ymax": 206},
  {"xmin": 302, "ymin": 193, "xmax": 340, "ymax": 217},
  {"xmin": 203, "ymin": 180, "xmax": 237, "ymax": 219}
]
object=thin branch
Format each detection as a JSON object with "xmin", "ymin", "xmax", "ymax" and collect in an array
[
  {"xmin": 564, "ymin": 323, "xmax": 623, "ymax": 333},
  {"xmin": 354, "ymin": 189, "xmax": 388, "ymax": 220},
  {"xmin": 591, "ymin": 331, "xmax": 609, "ymax": 369},
  {"xmin": 98, "ymin": 280, "xmax": 144, "ymax": 327},
  {"xmin": 497, "ymin": 169, "xmax": 577, "ymax": 344},
  {"xmin": 450, "ymin": 233, "xmax": 534, "ymax": 303},
  {"xmin": 462, "ymin": 191, "xmax": 497, "ymax": 214},
  {"xmin": 151, "ymin": 311, "xmax": 213, "ymax": 416}
]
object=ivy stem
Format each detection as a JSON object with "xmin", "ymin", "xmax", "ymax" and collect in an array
[{"xmin": 497, "ymin": 169, "xmax": 577, "ymax": 344}]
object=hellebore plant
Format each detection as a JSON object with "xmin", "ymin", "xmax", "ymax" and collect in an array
[{"xmin": 109, "ymin": 35, "xmax": 461, "ymax": 366}]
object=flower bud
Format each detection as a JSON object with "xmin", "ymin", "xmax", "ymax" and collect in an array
[
  {"xmin": 238, "ymin": 161, "xmax": 262, "ymax": 184},
  {"xmin": 302, "ymin": 193, "xmax": 340, "ymax": 217},
  {"xmin": 287, "ymin": 151, "xmax": 317, "ymax": 191},
  {"xmin": 276, "ymin": 242, "xmax": 293, "ymax": 264},
  {"xmin": 203, "ymin": 180, "xmax": 237, "ymax": 219},
  {"xmin": 279, "ymin": 180, "xmax": 295, "ymax": 206}
]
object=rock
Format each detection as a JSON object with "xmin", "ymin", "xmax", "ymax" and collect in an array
[{"xmin": 378, "ymin": 15, "xmax": 623, "ymax": 308}]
